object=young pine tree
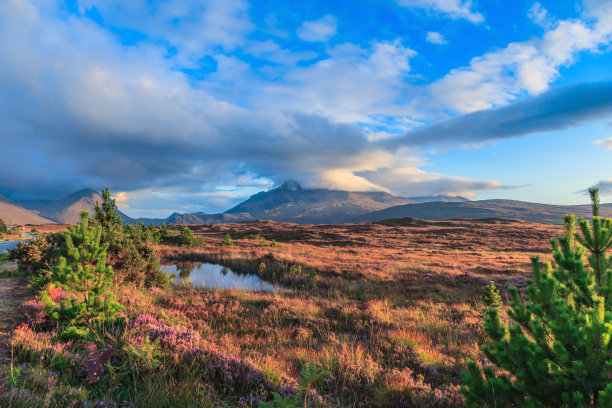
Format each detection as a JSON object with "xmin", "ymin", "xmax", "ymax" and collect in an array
[
  {"xmin": 222, "ymin": 233, "xmax": 234, "ymax": 246},
  {"xmin": 40, "ymin": 212, "xmax": 122, "ymax": 336},
  {"xmin": 462, "ymin": 188, "xmax": 612, "ymax": 407}
]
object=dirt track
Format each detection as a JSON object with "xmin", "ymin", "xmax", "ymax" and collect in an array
[{"xmin": 0, "ymin": 275, "xmax": 29, "ymax": 364}]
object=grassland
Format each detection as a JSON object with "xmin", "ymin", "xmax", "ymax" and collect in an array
[{"xmin": 1, "ymin": 218, "xmax": 561, "ymax": 407}]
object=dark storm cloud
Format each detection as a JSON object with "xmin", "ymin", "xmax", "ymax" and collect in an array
[{"xmin": 383, "ymin": 82, "xmax": 612, "ymax": 149}]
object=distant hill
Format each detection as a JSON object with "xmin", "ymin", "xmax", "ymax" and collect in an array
[
  {"xmin": 351, "ymin": 199, "xmax": 612, "ymax": 225},
  {"xmin": 17, "ymin": 189, "xmax": 132, "ymax": 224},
  {"xmin": 407, "ymin": 196, "xmax": 470, "ymax": 203},
  {"xmin": 165, "ymin": 181, "xmax": 412, "ymax": 224},
  {"xmin": 0, "ymin": 194, "xmax": 55, "ymax": 225}
]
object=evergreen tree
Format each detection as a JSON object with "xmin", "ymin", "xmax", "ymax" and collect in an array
[
  {"xmin": 40, "ymin": 212, "xmax": 122, "ymax": 336},
  {"xmin": 94, "ymin": 187, "xmax": 168, "ymax": 287},
  {"xmin": 462, "ymin": 188, "xmax": 612, "ymax": 407},
  {"xmin": 94, "ymin": 187, "xmax": 123, "ymax": 230},
  {"xmin": 177, "ymin": 226, "xmax": 202, "ymax": 247},
  {"xmin": 222, "ymin": 233, "xmax": 234, "ymax": 246},
  {"xmin": 480, "ymin": 281, "xmax": 502, "ymax": 310}
]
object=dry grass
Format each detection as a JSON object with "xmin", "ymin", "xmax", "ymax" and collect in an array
[{"xmin": 13, "ymin": 218, "xmax": 561, "ymax": 407}]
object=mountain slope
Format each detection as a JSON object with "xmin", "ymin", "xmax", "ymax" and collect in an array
[
  {"xmin": 0, "ymin": 194, "xmax": 55, "ymax": 225},
  {"xmin": 18, "ymin": 189, "xmax": 133, "ymax": 224},
  {"xmin": 351, "ymin": 200, "xmax": 612, "ymax": 225}
]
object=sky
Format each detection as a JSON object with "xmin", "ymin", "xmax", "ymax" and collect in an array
[{"xmin": 1, "ymin": 0, "xmax": 612, "ymax": 218}]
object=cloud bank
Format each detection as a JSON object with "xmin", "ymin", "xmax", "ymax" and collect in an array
[{"xmin": 1, "ymin": 0, "xmax": 612, "ymax": 214}]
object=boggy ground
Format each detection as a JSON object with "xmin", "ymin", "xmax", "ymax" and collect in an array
[
  {"xmin": 152, "ymin": 218, "xmax": 561, "ymax": 406},
  {"xmin": 3, "ymin": 217, "xmax": 562, "ymax": 407}
]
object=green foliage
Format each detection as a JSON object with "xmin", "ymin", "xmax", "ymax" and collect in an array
[
  {"xmin": 39, "ymin": 212, "xmax": 122, "ymax": 337},
  {"xmin": 480, "ymin": 281, "xmax": 502, "ymax": 310},
  {"xmin": 10, "ymin": 232, "xmax": 65, "ymax": 278},
  {"xmin": 94, "ymin": 187, "xmax": 123, "ymax": 230},
  {"xmin": 305, "ymin": 269, "xmax": 318, "ymax": 290},
  {"xmin": 177, "ymin": 226, "xmax": 203, "ymax": 247},
  {"xmin": 259, "ymin": 237, "xmax": 268, "ymax": 247},
  {"xmin": 270, "ymin": 239, "xmax": 277, "ymax": 247},
  {"xmin": 221, "ymin": 233, "xmax": 234, "ymax": 246},
  {"xmin": 462, "ymin": 188, "xmax": 612, "ymax": 407},
  {"xmin": 94, "ymin": 188, "xmax": 168, "ymax": 288},
  {"xmin": 0, "ymin": 217, "xmax": 7, "ymax": 235}
]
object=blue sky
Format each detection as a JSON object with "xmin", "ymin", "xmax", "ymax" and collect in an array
[{"xmin": 0, "ymin": 0, "xmax": 612, "ymax": 217}]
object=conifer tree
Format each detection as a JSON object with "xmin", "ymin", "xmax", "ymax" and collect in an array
[
  {"xmin": 222, "ymin": 232, "xmax": 234, "ymax": 246},
  {"xmin": 40, "ymin": 212, "xmax": 122, "ymax": 336},
  {"xmin": 480, "ymin": 281, "xmax": 502, "ymax": 310},
  {"xmin": 94, "ymin": 187, "xmax": 123, "ymax": 230},
  {"xmin": 462, "ymin": 188, "xmax": 612, "ymax": 407}
]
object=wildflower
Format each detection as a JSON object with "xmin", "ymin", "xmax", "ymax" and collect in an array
[
  {"xmin": 49, "ymin": 371, "xmax": 53, "ymax": 375},
  {"xmin": 21, "ymin": 364, "xmax": 26, "ymax": 369}
]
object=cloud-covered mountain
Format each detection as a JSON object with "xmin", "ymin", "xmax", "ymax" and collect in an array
[
  {"xmin": 164, "ymin": 181, "xmax": 412, "ymax": 224},
  {"xmin": 0, "ymin": 194, "xmax": 54, "ymax": 225}
]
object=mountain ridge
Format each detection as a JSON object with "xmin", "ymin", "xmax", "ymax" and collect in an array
[
  {"xmin": 7, "ymin": 184, "xmax": 611, "ymax": 226},
  {"xmin": 0, "ymin": 193, "xmax": 55, "ymax": 225}
]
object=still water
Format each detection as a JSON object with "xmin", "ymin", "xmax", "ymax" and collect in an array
[
  {"xmin": 0, "ymin": 233, "xmax": 35, "ymax": 253},
  {"xmin": 161, "ymin": 262, "xmax": 279, "ymax": 292}
]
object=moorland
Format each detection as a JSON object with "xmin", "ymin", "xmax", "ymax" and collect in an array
[{"xmin": 0, "ymin": 211, "xmax": 564, "ymax": 407}]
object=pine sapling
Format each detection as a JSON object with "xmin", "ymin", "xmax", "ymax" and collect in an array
[
  {"xmin": 40, "ymin": 212, "xmax": 122, "ymax": 337},
  {"xmin": 462, "ymin": 188, "xmax": 612, "ymax": 407}
]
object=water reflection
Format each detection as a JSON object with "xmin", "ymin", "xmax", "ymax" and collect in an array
[{"xmin": 162, "ymin": 262, "xmax": 279, "ymax": 292}]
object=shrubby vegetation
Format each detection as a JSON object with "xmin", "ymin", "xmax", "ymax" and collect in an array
[
  {"xmin": 92, "ymin": 188, "xmax": 168, "ymax": 288},
  {"xmin": 0, "ymin": 217, "xmax": 7, "ymax": 239},
  {"xmin": 176, "ymin": 226, "xmax": 203, "ymax": 247}
]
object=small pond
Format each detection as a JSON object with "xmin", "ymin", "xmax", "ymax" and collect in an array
[{"xmin": 161, "ymin": 262, "xmax": 280, "ymax": 292}]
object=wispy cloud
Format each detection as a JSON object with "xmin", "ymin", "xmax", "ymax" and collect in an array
[
  {"xmin": 395, "ymin": 0, "xmax": 484, "ymax": 23},
  {"xmin": 426, "ymin": 31, "xmax": 447, "ymax": 44},
  {"xmin": 297, "ymin": 15, "xmax": 337, "ymax": 42},
  {"xmin": 593, "ymin": 137, "xmax": 612, "ymax": 149}
]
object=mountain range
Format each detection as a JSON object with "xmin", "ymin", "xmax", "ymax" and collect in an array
[{"xmin": 1, "ymin": 182, "xmax": 610, "ymax": 226}]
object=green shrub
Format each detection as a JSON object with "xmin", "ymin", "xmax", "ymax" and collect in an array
[
  {"xmin": 0, "ymin": 217, "xmax": 7, "ymax": 235},
  {"xmin": 177, "ymin": 227, "xmax": 203, "ymax": 247},
  {"xmin": 462, "ymin": 188, "xmax": 612, "ymax": 407},
  {"xmin": 10, "ymin": 232, "xmax": 65, "ymax": 275}
]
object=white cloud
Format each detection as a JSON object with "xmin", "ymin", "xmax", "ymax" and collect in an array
[
  {"xmin": 396, "ymin": 0, "xmax": 484, "ymax": 23},
  {"xmin": 297, "ymin": 15, "xmax": 338, "ymax": 42},
  {"xmin": 426, "ymin": 31, "xmax": 448, "ymax": 44},
  {"xmin": 528, "ymin": 2, "xmax": 553, "ymax": 28},
  {"xmin": 429, "ymin": 16, "xmax": 612, "ymax": 113},
  {"xmin": 593, "ymin": 137, "xmax": 612, "ymax": 149},
  {"xmin": 266, "ymin": 39, "xmax": 416, "ymax": 123}
]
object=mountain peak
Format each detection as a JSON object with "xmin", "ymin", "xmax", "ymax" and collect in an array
[
  {"xmin": 70, "ymin": 188, "xmax": 99, "ymax": 198},
  {"xmin": 278, "ymin": 180, "xmax": 302, "ymax": 191}
]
